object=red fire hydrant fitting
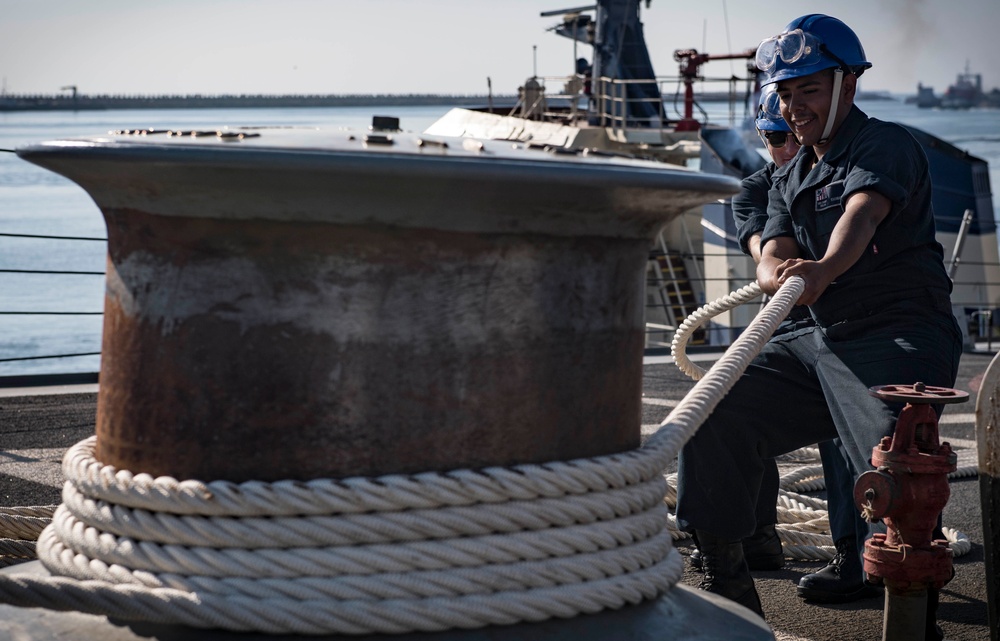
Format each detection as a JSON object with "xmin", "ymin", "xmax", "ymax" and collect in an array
[{"xmin": 854, "ymin": 382, "xmax": 968, "ymax": 641}]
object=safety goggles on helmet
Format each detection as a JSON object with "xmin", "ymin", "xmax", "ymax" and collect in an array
[
  {"xmin": 754, "ymin": 85, "xmax": 792, "ymax": 133},
  {"xmin": 755, "ymin": 29, "xmax": 825, "ymax": 74},
  {"xmin": 759, "ymin": 130, "xmax": 799, "ymax": 149},
  {"xmin": 757, "ymin": 89, "xmax": 784, "ymax": 122}
]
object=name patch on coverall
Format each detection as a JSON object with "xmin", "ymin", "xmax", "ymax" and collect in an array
[{"xmin": 815, "ymin": 181, "xmax": 845, "ymax": 212}]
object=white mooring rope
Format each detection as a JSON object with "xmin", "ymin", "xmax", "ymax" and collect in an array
[
  {"xmin": 3, "ymin": 432, "xmax": 687, "ymax": 635},
  {"xmin": 671, "ymin": 281, "xmax": 764, "ymax": 381},
  {"xmin": 669, "ymin": 280, "xmax": 975, "ymax": 561},
  {"xmin": 0, "ymin": 506, "xmax": 55, "ymax": 568},
  {"xmin": 0, "ymin": 278, "xmax": 806, "ymax": 634}
]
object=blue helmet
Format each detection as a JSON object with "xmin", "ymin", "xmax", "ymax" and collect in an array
[
  {"xmin": 754, "ymin": 85, "xmax": 791, "ymax": 132},
  {"xmin": 756, "ymin": 14, "xmax": 872, "ymax": 85}
]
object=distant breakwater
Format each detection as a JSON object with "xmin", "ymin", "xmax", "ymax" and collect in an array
[
  {"xmin": 0, "ymin": 94, "xmax": 519, "ymax": 112},
  {"xmin": 0, "ymin": 90, "xmax": 781, "ymax": 112}
]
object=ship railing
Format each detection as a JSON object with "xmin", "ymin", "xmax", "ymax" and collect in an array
[
  {"xmin": 0, "ymin": 231, "xmax": 104, "ymax": 386},
  {"xmin": 593, "ymin": 74, "xmax": 756, "ymax": 137},
  {"xmin": 512, "ymin": 73, "xmax": 755, "ymax": 141}
]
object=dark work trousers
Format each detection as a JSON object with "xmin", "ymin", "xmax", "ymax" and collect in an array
[
  {"xmin": 676, "ymin": 301, "xmax": 962, "ymax": 540},
  {"xmin": 754, "ymin": 460, "xmax": 779, "ymax": 531},
  {"xmin": 750, "ymin": 310, "xmax": 812, "ymax": 535},
  {"xmin": 818, "ymin": 438, "xmax": 867, "ymax": 542}
]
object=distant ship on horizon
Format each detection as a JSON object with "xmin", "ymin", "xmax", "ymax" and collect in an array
[{"xmin": 909, "ymin": 61, "xmax": 1000, "ymax": 109}]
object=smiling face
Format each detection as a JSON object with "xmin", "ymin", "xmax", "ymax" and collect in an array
[{"xmin": 775, "ymin": 68, "xmax": 856, "ymax": 156}]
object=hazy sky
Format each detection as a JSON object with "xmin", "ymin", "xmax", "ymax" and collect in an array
[{"xmin": 1, "ymin": 0, "xmax": 996, "ymax": 97}]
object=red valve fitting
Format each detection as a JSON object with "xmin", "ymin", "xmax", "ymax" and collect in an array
[{"xmin": 853, "ymin": 382, "xmax": 968, "ymax": 594}]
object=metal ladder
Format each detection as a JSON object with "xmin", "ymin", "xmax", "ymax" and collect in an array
[{"xmin": 647, "ymin": 233, "xmax": 702, "ymax": 346}]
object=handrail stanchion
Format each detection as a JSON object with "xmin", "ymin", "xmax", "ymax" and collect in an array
[{"xmin": 948, "ymin": 209, "xmax": 975, "ymax": 280}]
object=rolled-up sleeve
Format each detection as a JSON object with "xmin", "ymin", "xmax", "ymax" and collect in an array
[{"xmin": 842, "ymin": 124, "xmax": 921, "ymax": 220}]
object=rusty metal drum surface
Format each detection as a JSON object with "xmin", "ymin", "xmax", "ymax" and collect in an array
[{"xmin": 17, "ymin": 129, "xmax": 739, "ymax": 481}]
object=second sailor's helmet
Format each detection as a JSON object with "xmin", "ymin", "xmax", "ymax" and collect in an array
[
  {"xmin": 754, "ymin": 85, "xmax": 792, "ymax": 132},
  {"xmin": 755, "ymin": 14, "xmax": 872, "ymax": 85}
]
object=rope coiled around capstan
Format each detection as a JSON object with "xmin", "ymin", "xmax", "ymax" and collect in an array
[
  {"xmin": 4, "ymin": 435, "xmax": 684, "ymax": 635},
  {"xmin": 0, "ymin": 278, "xmax": 805, "ymax": 635}
]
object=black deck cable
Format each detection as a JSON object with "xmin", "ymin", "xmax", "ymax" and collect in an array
[
  {"xmin": 0, "ymin": 148, "xmax": 15, "ymax": 153},
  {"xmin": 0, "ymin": 311, "xmax": 102, "ymax": 315},
  {"xmin": 0, "ymin": 268, "xmax": 105, "ymax": 275},
  {"xmin": 0, "ymin": 232, "xmax": 107, "ymax": 242},
  {"xmin": 0, "ymin": 352, "xmax": 101, "ymax": 363}
]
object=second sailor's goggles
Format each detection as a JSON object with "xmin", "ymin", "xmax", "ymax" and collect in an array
[
  {"xmin": 755, "ymin": 29, "xmax": 825, "ymax": 74},
  {"xmin": 758, "ymin": 89, "xmax": 784, "ymax": 122},
  {"xmin": 760, "ymin": 131, "xmax": 798, "ymax": 149}
]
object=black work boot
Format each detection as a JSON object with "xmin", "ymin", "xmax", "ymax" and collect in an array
[
  {"xmin": 796, "ymin": 536, "xmax": 881, "ymax": 603},
  {"xmin": 694, "ymin": 530, "xmax": 765, "ymax": 617},
  {"xmin": 690, "ymin": 524, "xmax": 784, "ymax": 571}
]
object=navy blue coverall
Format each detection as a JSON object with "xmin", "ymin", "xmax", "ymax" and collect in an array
[
  {"xmin": 732, "ymin": 161, "xmax": 864, "ymax": 544},
  {"xmin": 677, "ymin": 105, "xmax": 963, "ymax": 541}
]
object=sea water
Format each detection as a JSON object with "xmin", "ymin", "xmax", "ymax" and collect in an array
[{"xmin": 1, "ymin": 101, "xmax": 998, "ymax": 376}]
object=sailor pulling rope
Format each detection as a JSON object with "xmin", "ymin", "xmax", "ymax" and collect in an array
[{"xmin": 667, "ymin": 281, "xmax": 975, "ymax": 561}]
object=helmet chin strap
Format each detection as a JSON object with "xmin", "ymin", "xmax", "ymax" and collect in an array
[{"xmin": 818, "ymin": 68, "xmax": 844, "ymax": 145}]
